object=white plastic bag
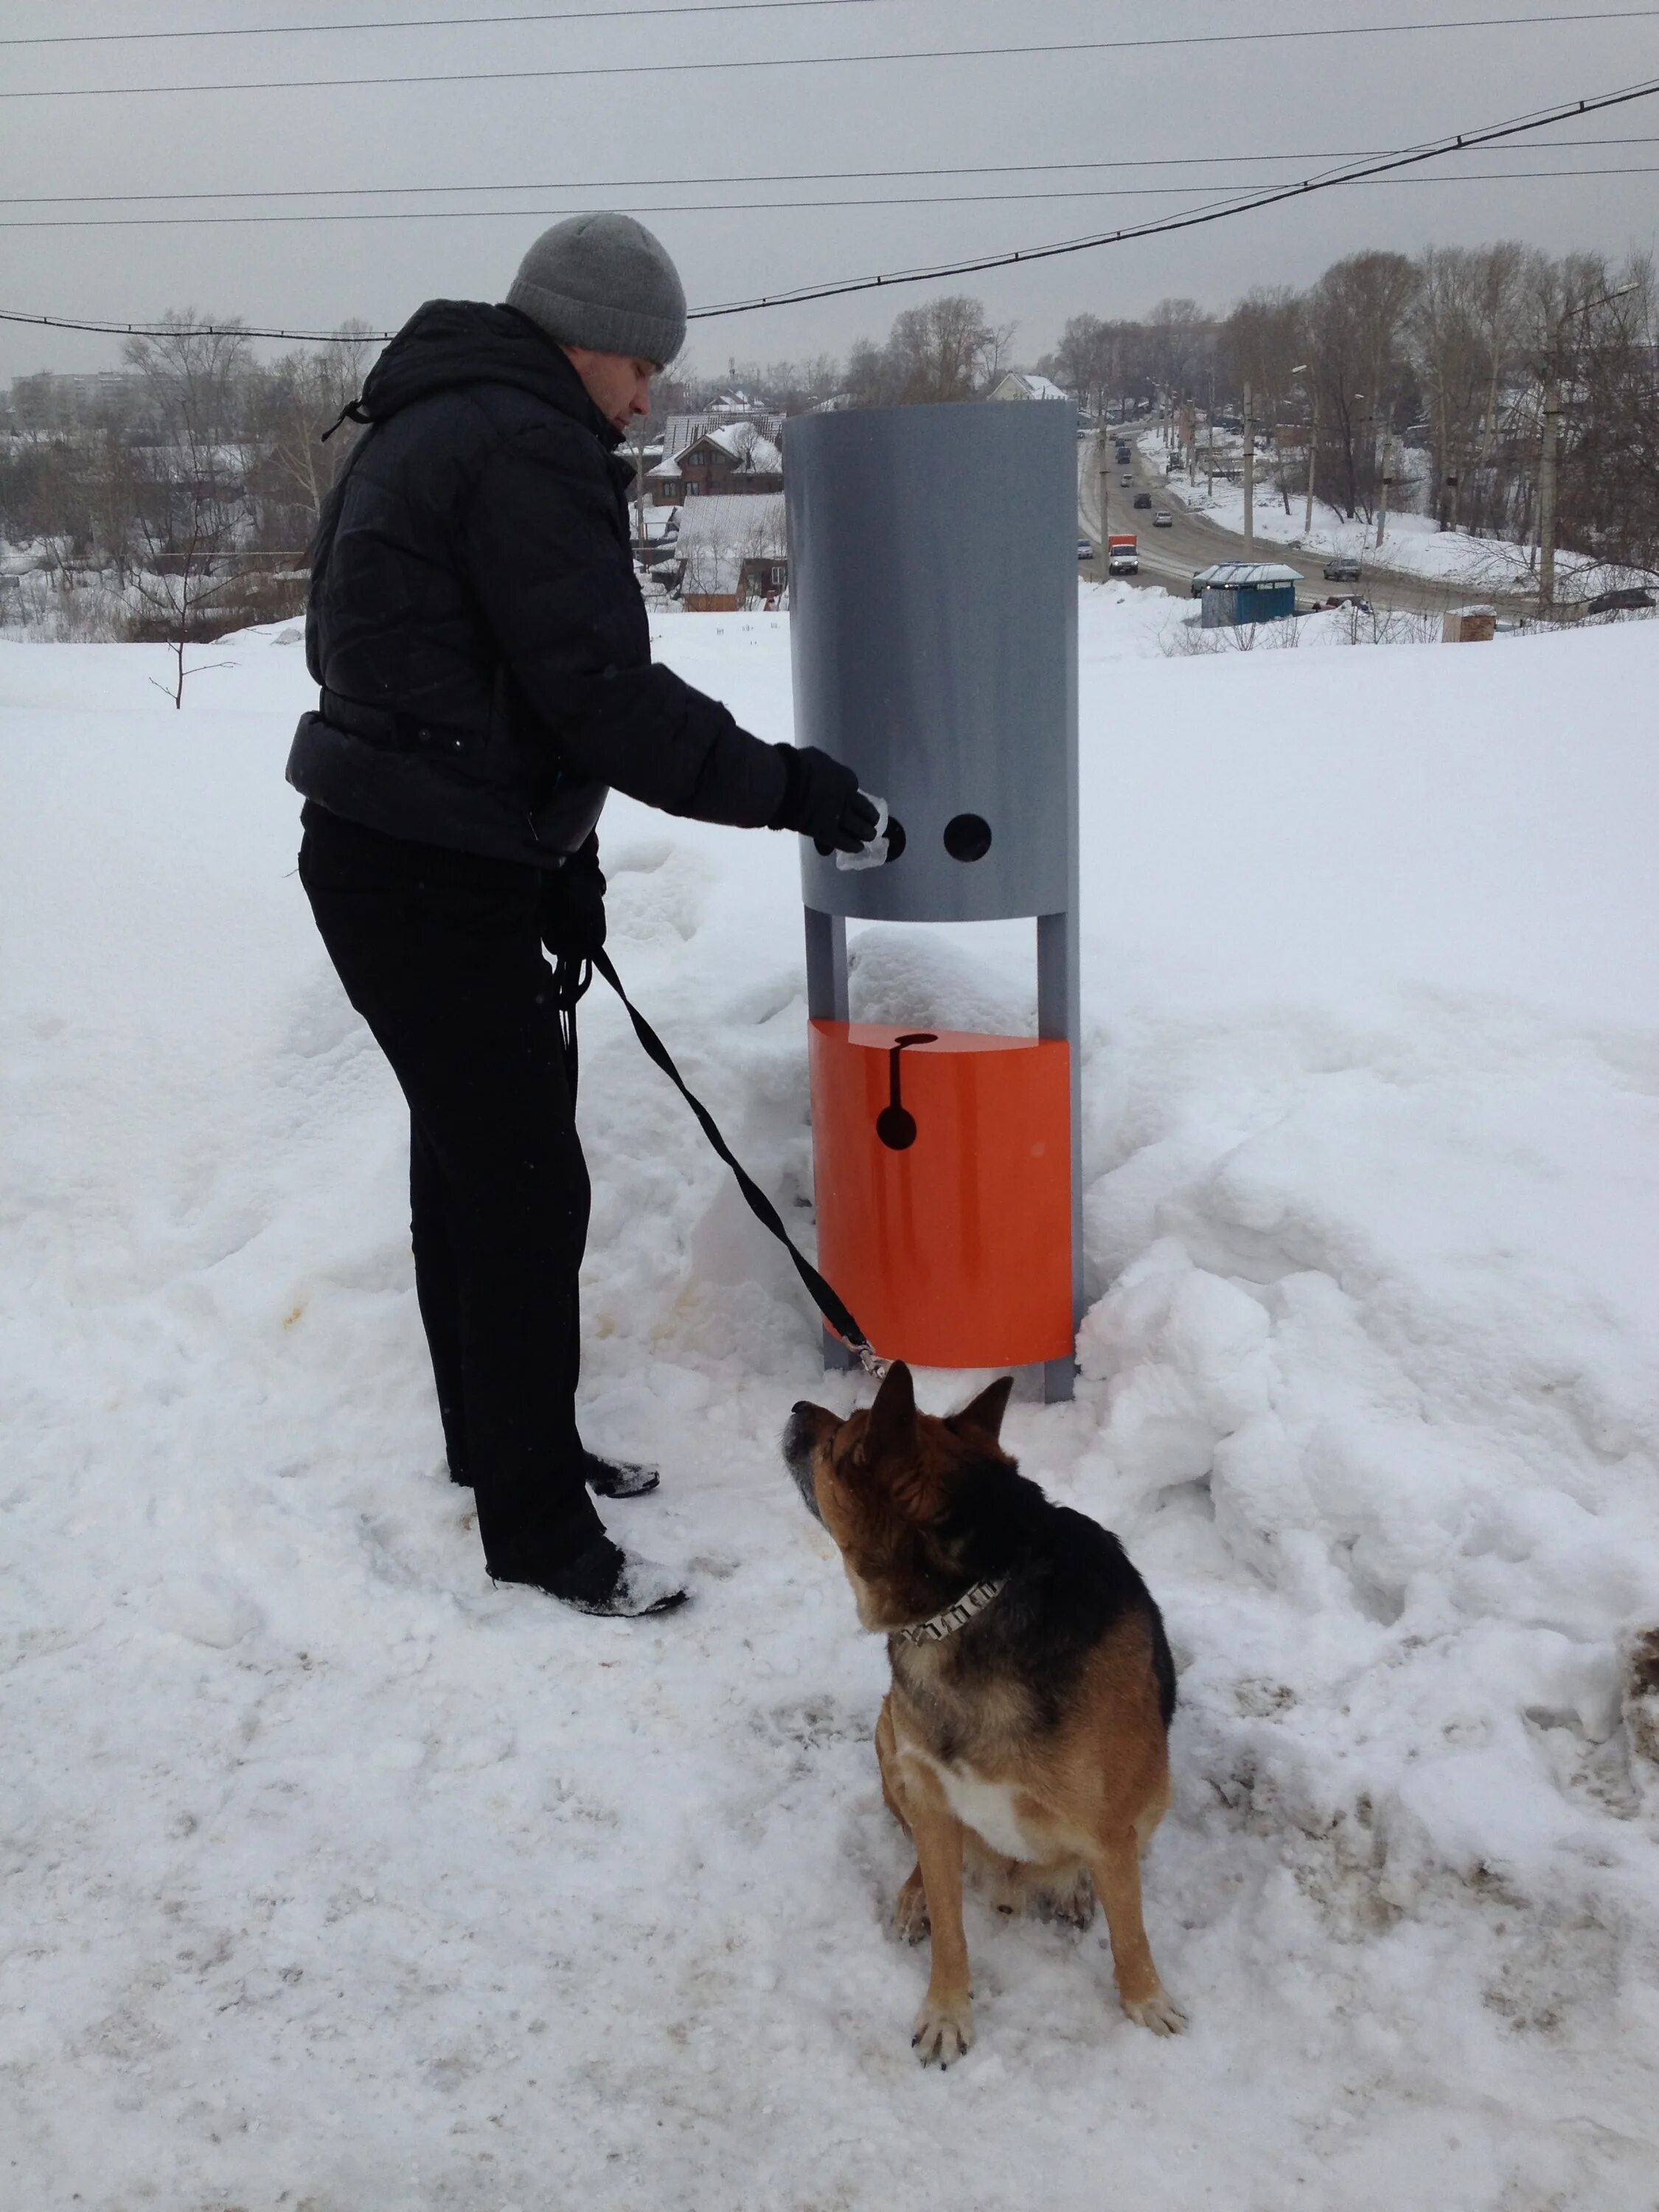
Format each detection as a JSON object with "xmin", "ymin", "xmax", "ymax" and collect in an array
[{"xmin": 835, "ymin": 793, "xmax": 889, "ymax": 872}]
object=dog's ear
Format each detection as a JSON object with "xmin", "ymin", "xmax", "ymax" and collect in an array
[
  {"xmin": 861, "ymin": 1364, "xmax": 950, "ymax": 1522},
  {"xmin": 861, "ymin": 1360, "xmax": 917, "ymax": 1463},
  {"xmin": 947, "ymin": 1374, "xmax": 1013, "ymax": 1447}
]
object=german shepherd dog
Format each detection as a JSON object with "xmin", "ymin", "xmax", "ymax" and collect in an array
[{"xmin": 784, "ymin": 1361, "xmax": 1183, "ymax": 2065}]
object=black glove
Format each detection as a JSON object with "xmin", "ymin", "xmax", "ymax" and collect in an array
[
  {"xmin": 540, "ymin": 832, "xmax": 607, "ymax": 963},
  {"xmin": 768, "ymin": 745, "xmax": 881, "ymax": 856}
]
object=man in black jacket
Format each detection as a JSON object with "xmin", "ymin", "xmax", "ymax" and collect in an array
[{"xmin": 289, "ymin": 214, "xmax": 874, "ymax": 1618}]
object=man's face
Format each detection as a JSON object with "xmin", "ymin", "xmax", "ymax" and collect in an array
[{"xmin": 563, "ymin": 346, "xmax": 657, "ymax": 434}]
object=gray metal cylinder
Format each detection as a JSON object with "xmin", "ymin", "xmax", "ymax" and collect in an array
[{"xmin": 786, "ymin": 399, "xmax": 1078, "ymax": 923}]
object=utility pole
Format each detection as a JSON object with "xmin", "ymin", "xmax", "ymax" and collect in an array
[
  {"xmin": 1242, "ymin": 380, "xmax": 1255, "ymax": 559},
  {"xmin": 1375, "ymin": 434, "xmax": 1394, "ymax": 548},
  {"xmin": 1292, "ymin": 364, "xmax": 1318, "ymax": 538},
  {"xmin": 1095, "ymin": 423, "xmax": 1112, "ymax": 580},
  {"xmin": 1537, "ymin": 361, "xmax": 1561, "ymax": 613}
]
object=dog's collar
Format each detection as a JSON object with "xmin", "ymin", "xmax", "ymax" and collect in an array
[{"xmin": 895, "ymin": 1577, "xmax": 1007, "ymax": 1647}]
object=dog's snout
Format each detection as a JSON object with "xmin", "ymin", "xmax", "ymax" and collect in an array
[
  {"xmin": 783, "ymin": 1402, "xmax": 821, "ymax": 1458},
  {"xmin": 782, "ymin": 1403, "xmax": 827, "ymax": 1523}
]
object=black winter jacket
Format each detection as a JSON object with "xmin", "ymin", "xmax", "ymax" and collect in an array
[{"xmin": 286, "ymin": 299, "xmax": 790, "ymax": 864}]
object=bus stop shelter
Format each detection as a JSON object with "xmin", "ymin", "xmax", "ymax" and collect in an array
[{"xmin": 1192, "ymin": 561, "xmax": 1300, "ymax": 627}]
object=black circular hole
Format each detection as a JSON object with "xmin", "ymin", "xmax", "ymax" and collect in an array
[
  {"xmin": 943, "ymin": 813, "xmax": 992, "ymax": 863},
  {"xmin": 883, "ymin": 816, "xmax": 907, "ymax": 862},
  {"xmin": 876, "ymin": 1105, "xmax": 917, "ymax": 1150}
]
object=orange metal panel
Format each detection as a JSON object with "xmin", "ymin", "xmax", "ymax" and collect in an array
[{"xmin": 808, "ymin": 1020, "xmax": 1072, "ymax": 1369}]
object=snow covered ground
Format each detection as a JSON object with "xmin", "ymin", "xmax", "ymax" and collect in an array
[{"xmin": 4, "ymin": 594, "xmax": 1659, "ymax": 2211}]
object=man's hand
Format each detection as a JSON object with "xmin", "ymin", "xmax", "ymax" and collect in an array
[{"xmin": 768, "ymin": 745, "xmax": 881, "ymax": 856}]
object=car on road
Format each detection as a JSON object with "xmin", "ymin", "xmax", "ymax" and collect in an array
[
  {"xmin": 1153, "ymin": 509, "xmax": 1173, "ymax": 528},
  {"xmin": 1133, "ymin": 492, "xmax": 1152, "ymax": 510},
  {"xmin": 1119, "ymin": 473, "xmax": 1133, "ymax": 486},
  {"xmin": 1077, "ymin": 537, "xmax": 1096, "ymax": 562},
  {"xmin": 1323, "ymin": 557, "xmax": 1363, "ymax": 581}
]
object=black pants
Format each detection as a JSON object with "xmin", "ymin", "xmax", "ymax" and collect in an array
[{"xmin": 298, "ymin": 800, "xmax": 606, "ymax": 1576}]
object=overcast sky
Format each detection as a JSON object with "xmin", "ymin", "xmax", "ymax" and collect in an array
[{"xmin": 1, "ymin": 0, "xmax": 1655, "ymax": 383}]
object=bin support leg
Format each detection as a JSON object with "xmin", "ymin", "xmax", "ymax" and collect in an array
[
  {"xmin": 804, "ymin": 906, "xmax": 855, "ymax": 1374},
  {"xmin": 1037, "ymin": 909, "xmax": 1082, "ymax": 1404},
  {"xmin": 804, "ymin": 904, "xmax": 848, "ymax": 1023}
]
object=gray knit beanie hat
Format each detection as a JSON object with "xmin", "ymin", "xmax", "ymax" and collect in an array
[{"xmin": 507, "ymin": 213, "xmax": 686, "ymax": 366}]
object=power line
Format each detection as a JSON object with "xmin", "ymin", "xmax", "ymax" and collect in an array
[
  {"xmin": 687, "ymin": 74, "xmax": 1659, "ymax": 316},
  {"xmin": 2, "ymin": 74, "xmax": 1652, "ymax": 341},
  {"xmin": 1, "ymin": 164, "xmax": 1653, "ymax": 228},
  {"xmin": 0, "ymin": 0, "xmax": 907, "ymax": 45},
  {"xmin": 5, "ymin": 10, "xmax": 1655, "ymax": 102},
  {"xmin": 4, "ymin": 135, "xmax": 1652, "ymax": 207}
]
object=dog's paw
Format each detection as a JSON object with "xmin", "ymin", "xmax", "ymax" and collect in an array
[
  {"xmin": 894, "ymin": 1868, "xmax": 930, "ymax": 1945},
  {"xmin": 912, "ymin": 1997, "xmax": 974, "ymax": 2068},
  {"xmin": 1121, "ymin": 1986, "xmax": 1186, "ymax": 2037}
]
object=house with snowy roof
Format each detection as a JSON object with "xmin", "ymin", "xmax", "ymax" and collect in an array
[
  {"xmin": 989, "ymin": 371, "xmax": 1071, "ymax": 404},
  {"xmin": 668, "ymin": 493, "xmax": 787, "ymax": 611},
  {"xmin": 649, "ymin": 412, "xmax": 786, "ymax": 505}
]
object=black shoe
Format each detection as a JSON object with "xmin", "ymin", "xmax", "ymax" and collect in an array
[
  {"xmin": 490, "ymin": 1536, "xmax": 689, "ymax": 1618},
  {"xmin": 582, "ymin": 1452, "xmax": 660, "ymax": 1500}
]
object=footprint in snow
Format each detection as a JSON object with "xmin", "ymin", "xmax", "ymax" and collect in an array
[{"xmin": 157, "ymin": 1575, "xmax": 262, "ymax": 1649}]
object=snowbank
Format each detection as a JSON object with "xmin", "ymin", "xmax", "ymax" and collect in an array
[
  {"xmin": 1140, "ymin": 428, "xmax": 1631, "ymax": 598},
  {"xmin": 1186, "ymin": 473, "xmax": 1600, "ymax": 594},
  {"xmin": 4, "ymin": 600, "xmax": 1658, "ymax": 2210}
]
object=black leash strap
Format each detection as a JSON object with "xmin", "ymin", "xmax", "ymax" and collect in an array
[
  {"xmin": 589, "ymin": 945, "xmax": 883, "ymax": 1374},
  {"xmin": 552, "ymin": 951, "xmax": 591, "ymax": 1105}
]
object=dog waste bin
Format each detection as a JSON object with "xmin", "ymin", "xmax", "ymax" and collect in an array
[{"xmin": 785, "ymin": 399, "xmax": 1082, "ymax": 1400}]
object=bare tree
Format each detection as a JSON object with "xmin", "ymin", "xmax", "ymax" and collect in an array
[
  {"xmin": 1144, "ymin": 296, "xmax": 1213, "ymax": 414},
  {"xmin": 128, "ymin": 493, "xmax": 241, "ymax": 704},
  {"xmin": 1302, "ymin": 252, "xmax": 1419, "ymax": 518},
  {"xmin": 123, "ymin": 310, "xmax": 251, "ymax": 461},
  {"xmin": 844, "ymin": 296, "xmax": 1015, "ymax": 406},
  {"xmin": 122, "ymin": 310, "xmax": 254, "ymax": 702},
  {"xmin": 1530, "ymin": 251, "xmax": 1658, "ymax": 580},
  {"xmin": 890, "ymin": 296, "xmax": 1013, "ymax": 402},
  {"xmin": 1222, "ymin": 288, "xmax": 1304, "ymax": 507},
  {"xmin": 252, "ymin": 322, "xmax": 377, "ymax": 539},
  {"xmin": 1458, "ymin": 243, "xmax": 1527, "ymax": 536},
  {"xmin": 747, "ymin": 352, "xmax": 842, "ymax": 413},
  {"xmin": 1040, "ymin": 313, "xmax": 1119, "ymax": 421},
  {"xmin": 842, "ymin": 335, "xmax": 892, "ymax": 408}
]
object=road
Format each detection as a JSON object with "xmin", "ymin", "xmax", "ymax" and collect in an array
[{"xmin": 1077, "ymin": 429, "xmax": 1515, "ymax": 618}]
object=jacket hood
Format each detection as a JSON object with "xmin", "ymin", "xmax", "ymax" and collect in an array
[{"xmin": 352, "ymin": 299, "xmax": 620, "ymax": 447}]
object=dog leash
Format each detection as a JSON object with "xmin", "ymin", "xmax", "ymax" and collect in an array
[{"xmin": 587, "ymin": 945, "xmax": 890, "ymax": 1381}]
